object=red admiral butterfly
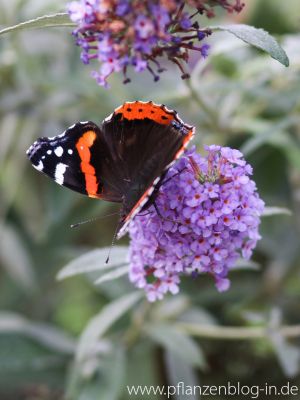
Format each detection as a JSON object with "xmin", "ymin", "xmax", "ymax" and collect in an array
[{"xmin": 27, "ymin": 101, "xmax": 194, "ymax": 238}]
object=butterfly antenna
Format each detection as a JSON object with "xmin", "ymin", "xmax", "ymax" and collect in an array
[
  {"xmin": 70, "ymin": 212, "xmax": 120, "ymax": 228},
  {"xmin": 105, "ymin": 218, "xmax": 122, "ymax": 264}
]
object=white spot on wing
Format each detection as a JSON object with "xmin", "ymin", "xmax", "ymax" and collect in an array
[
  {"xmin": 54, "ymin": 146, "xmax": 64, "ymax": 157},
  {"xmin": 68, "ymin": 149, "xmax": 73, "ymax": 155},
  {"xmin": 117, "ymin": 221, "xmax": 130, "ymax": 239},
  {"xmin": 34, "ymin": 160, "xmax": 44, "ymax": 171},
  {"xmin": 104, "ymin": 112, "xmax": 113, "ymax": 122},
  {"xmin": 54, "ymin": 163, "xmax": 67, "ymax": 185},
  {"xmin": 47, "ymin": 150, "xmax": 52, "ymax": 155}
]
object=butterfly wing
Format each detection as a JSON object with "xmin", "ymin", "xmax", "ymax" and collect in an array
[{"xmin": 26, "ymin": 121, "xmax": 123, "ymax": 202}]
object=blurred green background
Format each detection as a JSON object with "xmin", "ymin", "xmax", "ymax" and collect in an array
[{"xmin": 0, "ymin": 0, "xmax": 300, "ymax": 399}]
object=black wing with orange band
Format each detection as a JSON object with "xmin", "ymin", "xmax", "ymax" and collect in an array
[
  {"xmin": 27, "ymin": 101, "xmax": 194, "ymax": 225},
  {"xmin": 26, "ymin": 121, "xmax": 123, "ymax": 202}
]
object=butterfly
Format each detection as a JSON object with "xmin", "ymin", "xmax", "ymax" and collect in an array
[{"xmin": 26, "ymin": 101, "xmax": 194, "ymax": 238}]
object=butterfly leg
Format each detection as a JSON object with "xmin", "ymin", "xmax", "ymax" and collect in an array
[
  {"xmin": 137, "ymin": 210, "xmax": 153, "ymax": 217},
  {"xmin": 146, "ymin": 167, "xmax": 188, "ymax": 208},
  {"xmin": 160, "ymin": 167, "xmax": 188, "ymax": 186},
  {"xmin": 153, "ymin": 202, "xmax": 181, "ymax": 225}
]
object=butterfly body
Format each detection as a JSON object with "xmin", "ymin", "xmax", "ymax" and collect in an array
[{"xmin": 27, "ymin": 101, "xmax": 194, "ymax": 237}]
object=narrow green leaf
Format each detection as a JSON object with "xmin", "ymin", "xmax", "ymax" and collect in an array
[
  {"xmin": 268, "ymin": 310, "xmax": 300, "ymax": 377},
  {"xmin": 269, "ymin": 331, "xmax": 300, "ymax": 378},
  {"xmin": 57, "ymin": 245, "xmax": 129, "ymax": 280},
  {"xmin": 231, "ymin": 259, "xmax": 260, "ymax": 271},
  {"xmin": 0, "ymin": 13, "xmax": 74, "ymax": 36},
  {"xmin": 210, "ymin": 24, "xmax": 289, "ymax": 67},
  {"xmin": 94, "ymin": 265, "xmax": 129, "ymax": 285},
  {"xmin": 0, "ymin": 224, "xmax": 36, "ymax": 291},
  {"xmin": 0, "ymin": 336, "xmax": 66, "ymax": 376},
  {"xmin": 79, "ymin": 346, "xmax": 126, "ymax": 400},
  {"xmin": 179, "ymin": 308, "xmax": 218, "ymax": 326},
  {"xmin": 76, "ymin": 292, "xmax": 141, "ymax": 363},
  {"xmin": 262, "ymin": 207, "xmax": 292, "ymax": 217},
  {"xmin": 240, "ymin": 116, "xmax": 300, "ymax": 157},
  {"xmin": 153, "ymin": 296, "xmax": 189, "ymax": 321},
  {"xmin": 0, "ymin": 312, "xmax": 76, "ymax": 354},
  {"xmin": 146, "ymin": 324, "xmax": 206, "ymax": 369},
  {"xmin": 165, "ymin": 350, "xmax": 199, "ymax": 400}
]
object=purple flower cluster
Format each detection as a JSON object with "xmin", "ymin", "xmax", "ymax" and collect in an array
[
  {"xmin": 128, "ymin": 145, "xmax": 264, "ymax": 302},
  {"xmin": 67, "ymin": 0, "xmax": 244, "ymax": 87}
]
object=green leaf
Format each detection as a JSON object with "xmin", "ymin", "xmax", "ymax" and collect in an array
[
  {"xmin": 268, "ymin": 309, "xmax": 300, "ymax": 377},
  {"xmin": 98, "ymin": 346, "xmax": 126, "ymax": 400},
  {"xmin": 56, "ymin": 246, "xmax": 129, "ymax": 280},
  {"xmin": 0, "ymin": 334, "xmax": 67, "ymax": 388},
  {"xmin": 210, "ymin": 24, "xmax": 289, "ymax": 67},
  {"xmin": 152, "ymin": 296, "xmax": 189, "ymax": 321},
  {"xmin": 0, "ymin": 312, "xmax": 76, "ymax": 354},
  {"xmin": 76, "ymin": 292, "xmax": 141, "ymax": 363},
  {"xmin": 0, "ymin": 13, "xmax": 74, "ymax": 36},
  {"xmin": 269, "ymin": 331, "xmax": 300, "ymax": 378},
  {"xmin": 146, "ymin": 323, "xmax": 206, "ymax": 369},
  {"xmin": 179, "ymin": 308, "xmax": 218, "ymax": 326},
  {"xmin": 240, "ymin": 116, "xmax": 300, "ymax": 157},
  {"xmin": 231, "ymin": 259, "xmax": 260, "ymax": 271},
  {"xmin": 164, "ymin": 350, "xmax": 199, "ymax": 400},
  {"xmin": 262, "ymin": 206, "xmax": 292, "ymax": 217},
  {"xmin": 94, "ymin": 265, "xmax": 129, "ymax": 285},
  {"xmin": 0, "ymin": 224, "xmax": 36, "ymax": 291},
  {"xmin": 78, "ymin": 346, "xmax": 126, "ymax": 400}
]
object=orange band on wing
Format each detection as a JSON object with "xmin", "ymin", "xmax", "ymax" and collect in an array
[
  {"xmin": 76, "ymin": 131, "xmax": 98, "ymax": 197},
  {"xmin": 114, "ymin": 101, "xmax": 174, "ymax": 125}
]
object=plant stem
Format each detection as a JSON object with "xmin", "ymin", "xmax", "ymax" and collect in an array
[
  {"xmin": 123, "ymin": 300, "xmax": 151, "ymax": 348},
  {"xmin": 176, "ymin": 322, "xmax": 300, "ymax": 340},
  {"xmin": 185, "ymin": 79, "xmax": 221, "ymax": 132}
]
